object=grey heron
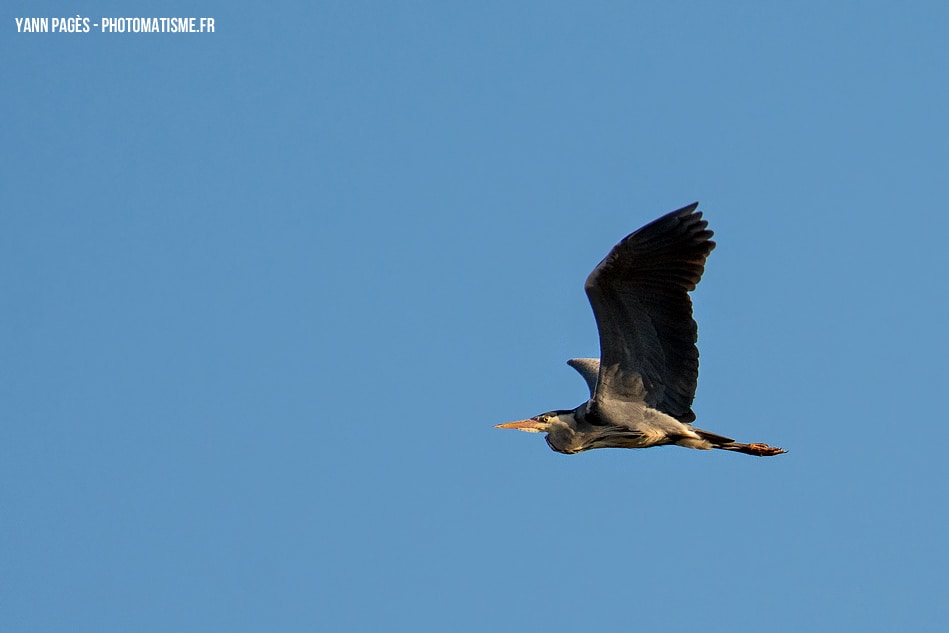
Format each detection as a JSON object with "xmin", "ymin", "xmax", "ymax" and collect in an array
[{"xmin": 496, "ymin": 203, "xmax": 785, "ymax": 457}]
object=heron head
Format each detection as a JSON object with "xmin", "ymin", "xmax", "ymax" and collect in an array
[{"xmin": 495, "ymin": 410, "xmax": 572, "ymax": 434}]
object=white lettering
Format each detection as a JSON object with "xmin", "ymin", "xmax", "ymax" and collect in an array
[
  {"xmin": 17, "ymin": 17, "xmax": 50, "ymax": 32},
  {"xmin": 94, "ymin": 16, "xmax": 216, "ymax": 34},
  {"xmin": 50, "ymin": 16, "xmax": 90, "ymax": 33}
]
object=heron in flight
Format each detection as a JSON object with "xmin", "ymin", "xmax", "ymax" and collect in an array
[{"xmin": 496, "ymin": 203, "xmax": 785, "ymax": 457}]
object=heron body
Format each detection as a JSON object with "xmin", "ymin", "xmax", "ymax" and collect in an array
[{"xmin": 496, "ymin": 203, "xmax": 785, "ymax": 457}]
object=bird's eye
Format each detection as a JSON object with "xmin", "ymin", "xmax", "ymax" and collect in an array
[{"xmin": 539, "ymin": 415, "xmax": 550, "ymax": 423}]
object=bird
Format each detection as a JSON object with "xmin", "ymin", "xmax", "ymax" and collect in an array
[{"xmin": 495, "ymin": 203, "xmax": 785, "ymax": 457}]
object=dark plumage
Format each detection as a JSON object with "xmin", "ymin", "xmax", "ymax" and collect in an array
[
  {"xmin": 496, "ymin": 203, "xmax": 785, "ymax": 457},
  {"xmin": 585, "ymin": 202, "xmax": 711, "ymax": 423}
]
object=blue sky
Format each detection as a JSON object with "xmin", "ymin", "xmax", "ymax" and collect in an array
[{"xmin": 3, "ymin": 2, "xmax": 948, "ymax": 631}]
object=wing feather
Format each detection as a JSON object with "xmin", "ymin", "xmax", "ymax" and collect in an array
[
  {"xmin": 584, "ymin": 203, "xmax": 715, "ymax": 423},
  {"xmin": 567, "ymin": 358, "xmax": 600, "ymax": 398}
]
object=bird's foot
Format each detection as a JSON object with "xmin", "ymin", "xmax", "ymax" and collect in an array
[{"xmin": 745, "ymin": 442, "xmax": 787, "ymax": 456}]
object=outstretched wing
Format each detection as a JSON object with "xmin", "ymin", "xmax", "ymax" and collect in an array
[
  {"xmin": 584, "ymin": 203, "xmax": 715, "ymax": 423},
  {"xmin": 567, "ymin": 358, "xmax": 600, "ymax": 397}
]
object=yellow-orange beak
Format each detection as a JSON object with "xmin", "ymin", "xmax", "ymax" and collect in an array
[{"xmin": 494, "ymin": 418, "xmax": 542, "ymax": 431}]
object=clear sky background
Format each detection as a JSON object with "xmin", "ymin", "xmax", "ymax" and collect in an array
[{"xmin": 3, "ymin": 2, "xmax": 948, "ymax": 631}]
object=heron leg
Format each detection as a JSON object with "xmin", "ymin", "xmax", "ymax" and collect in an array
[{"xmin": 733, "ymin": 442, "xmax": 786, "ymax": 457}]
